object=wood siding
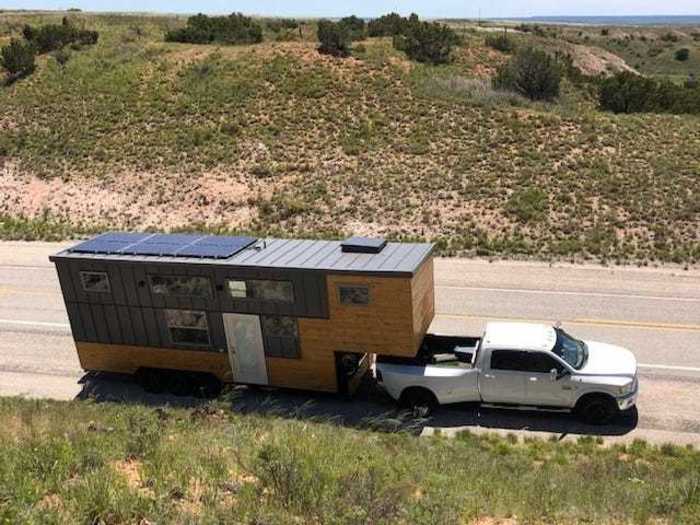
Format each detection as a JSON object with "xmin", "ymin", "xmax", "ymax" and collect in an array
[
  {"xmin": 75, "ymin": 342, "xmax": 233, "ymax": 382},
  {"xmin": 410, "ymin": 257, "xmax": 435, "ymax": 350}
]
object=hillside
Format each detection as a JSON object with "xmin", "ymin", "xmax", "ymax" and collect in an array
[
  {"xmin": 2, "ymin": 396, "xmax": 700, "ymax": 523},
  {"xmin": 1, "ymin": 12, "xmax": 699, "ymax": 264}
]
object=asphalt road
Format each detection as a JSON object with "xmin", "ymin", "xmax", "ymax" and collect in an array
[{"xmin": 1, "ymin": 241, "xmax": 699, "ymax": 445}]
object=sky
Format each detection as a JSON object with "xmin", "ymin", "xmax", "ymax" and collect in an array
[{"xmin": 1, "ymin": 0, "xmax": 698, "ymax": 18}]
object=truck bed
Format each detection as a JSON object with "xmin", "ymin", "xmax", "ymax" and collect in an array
[{"xmin": 378, "ymin": 333, "xmax": 480, "ymax": 367}]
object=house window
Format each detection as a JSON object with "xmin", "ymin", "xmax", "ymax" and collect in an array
[
  {"xmin": 261, "ymin": 315, "xmax": 299, "ymax": 358},
  {"xmin": 338, "ymin": 285, "xmax": 370, "ymax": 306},
  {"xmin": 164, "ymin": 309, "xmax": 210, "ymax": 346},
  {"xmin": 80, "ymin": 271, "xmax": 111, "ymax": 293},
  {"xmin": 226, "ymin": 279, "xmax": 294, "ymax": 303},
  {"xmin": 149, "ymin": 275, "xmax": 212, "ymax": 298}
]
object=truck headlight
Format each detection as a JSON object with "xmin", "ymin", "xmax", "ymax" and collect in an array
[{"xmin": 618, "ymin": 379, "xmax": 636, "ymax": 396}]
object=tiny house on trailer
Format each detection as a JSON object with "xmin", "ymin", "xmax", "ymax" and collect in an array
[{"xmin": 50, "ymin": 233, "xmax": 435, "ymax": 395}]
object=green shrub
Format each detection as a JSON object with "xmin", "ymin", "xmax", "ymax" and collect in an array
[
  {"xmin": 493, "ymin": 47, "xmax": 562, "ymax": 101},
  {"xmin": 339, "ymin": 15, "xmax": 366, "ymax": 41},
  {"xmin": 317, "ymin": 20, "xmax": 351, "ymax": 57},
  {"xmin": 485, "ymin": 32, "xmax": 517, "ymax": 53},
  {"xmin": 266, "ymin": 18, "xmax": 299, "ymax": 32},
  {"xmin": 506, "ymin": 187, "xmax": 549, "ymax": 223},
  {"xmin": 599, "ymin": 71, "xmax": 700, "ymax": 114},
  {"xmin": 22, "ymin": 19, "xmax": 99, "ymax": 53},
  {"xmin": 674, "ymin": 48, "xmax": 690, "ymax": 61},
  {"xmin": 367, "ymin": 12, "xmax": 405, "ymax": 37},
  {"xmin": 0, "ymin": 39, "xmax": 36, "ymax": 79},
  {"xmin": 165, "ymin": 12, "xmax": 263, "ymax": 45},
  {"xmin": 393, "ymin": 19, "xmax": 460, "ymax": 65}
]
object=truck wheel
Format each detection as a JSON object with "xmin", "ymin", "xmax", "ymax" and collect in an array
[
  {"xmin": 400, "ymin": 388, "xmax": 437, "ymax": 418},
  {"xmin": 576, "ymin": 394, "xmax": 619, "ymax": 425}
]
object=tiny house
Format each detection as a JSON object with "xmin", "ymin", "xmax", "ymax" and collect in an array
[{"xmin": 50, "ymin": 233, "xmax": 435, "ymax": 395}]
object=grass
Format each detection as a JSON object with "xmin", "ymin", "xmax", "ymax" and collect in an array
[
  {"xmin": 1, "ymin": 396, "xmax": 699, "ymax": 524},
  {"xmin": 0, "ymin": 13, "xmax": 699, "ymax": 265}
]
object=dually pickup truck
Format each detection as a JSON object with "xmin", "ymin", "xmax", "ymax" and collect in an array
[{"xmin": 376, "ymin": 322, "xmax": 639, "ymax": 424}]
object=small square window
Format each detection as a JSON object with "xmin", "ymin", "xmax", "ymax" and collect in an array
[
  {"xmin": 338, "ymin": 285, "xmax": 370, "ymax": 306},
  {"xmin": 164, "ymin": 309, "xmax": 210, "ymax": 347},
  {"xmin": 227, "ymin": 280, "xmax": 247, "ymax": 298},
  {"xmin": 80, "ymin": 271, "xmax": 111, "ymax": 293}
]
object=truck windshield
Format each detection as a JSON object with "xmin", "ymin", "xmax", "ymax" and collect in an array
[{"xmin": 553, "ymin": 329, "xmax": 588, "ymax": 370}]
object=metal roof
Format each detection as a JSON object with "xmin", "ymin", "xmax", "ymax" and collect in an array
[{"xmin": 51, "ymin": 235, "xmax": 434, "ymax": 276}]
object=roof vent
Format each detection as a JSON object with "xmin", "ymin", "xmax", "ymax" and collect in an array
[{"xmin": 341, "ymin": 236, "xmax": 387, "ymax": 254}]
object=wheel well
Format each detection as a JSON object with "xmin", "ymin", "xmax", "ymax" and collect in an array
[
  {"xmin": 399, "ymin": 386, "xmax": 438, "ymax": 406},
  {"xmin": 575, "ymin": 392, "xmax": 616, "ymax": 410}
]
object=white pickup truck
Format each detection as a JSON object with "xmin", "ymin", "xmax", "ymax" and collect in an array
[{"xmin": 376, "ymin": 322, "xmax": 639, "ymax": 424}]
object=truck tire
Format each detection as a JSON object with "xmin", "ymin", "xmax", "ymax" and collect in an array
[
  {"xmin": 575, "ymin": 394, "xmax": 619, "ymax": 425},
  {"xmin": 400, "ymin": 387, "xmax": 438, "ymax": 418}
]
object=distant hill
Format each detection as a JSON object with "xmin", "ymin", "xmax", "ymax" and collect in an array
[
  {"xmin": 0, "ymin": 12, "xmax": 698, "ymax": 264},
  {"xmin": 494, "ymin": 15, "xmax": 700, "ymax": 26}
]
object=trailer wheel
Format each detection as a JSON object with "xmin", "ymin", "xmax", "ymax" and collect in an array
[
  {"xmin": 575, "ymin": 394, "xmax": 619, "ymax": 425},
  {"xmin": 135, "ymin": 368, "xmax": 166, "ymax": 394},
  {"xmin": 400, "ymin": 387, "xmax": 438, "ymax": 418}
]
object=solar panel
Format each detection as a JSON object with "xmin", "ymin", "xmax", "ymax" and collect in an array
[
  {"xmin": 177, "ymin": 236, "xmax": 257, "ymax": 259},
  {"xmin": 340, "ymin": 236, "xmax": 387, "ymax": 254},
  {"xmin": 69, "ymin": 232, "xmax": 152, "ymax": 254},
  {"xmin": 68, "ymin": 232, "xmax": 257, "ymax": 259}
]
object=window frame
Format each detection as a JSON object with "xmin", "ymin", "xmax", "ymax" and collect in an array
[
  {"xmin": 164, "ymin": 309, "xmax": 211, "ymax": 348},
  {"xmin": 79, "ymin": 271, "xmax": 111, "ymax": 293},
  {"xmin": 225, "ymin": 278, "xmax": 295, "ymax": 304},
  {"xmin": 337, "ymin": 284, "xmax": 371, "ymax": 306},
  {"xmin": 260, "ymin": 315, "xmax": 300, "ymax": 359},
  {"xmin": 148, "ymin": 274, "xmax": 212, "ymax": 299}
]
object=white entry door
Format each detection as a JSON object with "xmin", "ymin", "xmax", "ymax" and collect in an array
[{"xmin": 222, "ymin": 313, "xmax": 268, "ymax": 385}]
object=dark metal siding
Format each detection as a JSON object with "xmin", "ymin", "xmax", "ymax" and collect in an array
[{"xmin": 57, "ymin": 258, "xmax": 328, "ymax": 352}]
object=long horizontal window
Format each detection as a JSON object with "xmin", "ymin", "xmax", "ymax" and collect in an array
[
  {"xmin": 80, "ymin": 271, "xmax": 111, "ymax": 293},
  {"xmin": 226, "ymin": 279, "xmax": 294, "ymax": 303},
  {"xmin": 261, "ymin": 315, "xmax": 299, "ymax": 359},
  {"xmin": 149, "ymin": 275, "xmax": 212, "ymax": 299},
  {"xmin": 164, "ymin": 309, "xmax": 210, "ymax": 347}
]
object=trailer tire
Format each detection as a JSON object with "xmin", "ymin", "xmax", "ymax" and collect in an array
[
  {"xmin": 575, "ymin": 394, "xmax": 619, "ymax": 425},
  {"xmin": 400, "ymin": 387, "xmax": 438, "ymax": 418}
]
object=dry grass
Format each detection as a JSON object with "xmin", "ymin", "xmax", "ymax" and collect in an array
[{"xmin": 0, "ymin": 12, "xmax": 698, "ymax": 264}]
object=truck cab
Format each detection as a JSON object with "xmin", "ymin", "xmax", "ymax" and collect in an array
[{"xmin": 376, "ymin": 322, "xmax": 639, "ymax": 424}]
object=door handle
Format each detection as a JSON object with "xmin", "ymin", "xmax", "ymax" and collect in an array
[
  {"xmin": 483, "ymin": 373, "xmax": 495, "ymax": 379},
  {"xmin": 529, "ymin": 377, "xmax": 538, "ymax": 382}
]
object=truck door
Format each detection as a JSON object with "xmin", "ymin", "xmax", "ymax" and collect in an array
[
  {"xmin": 523, "ymin": 352, "xmax": 573, "ymax": 407},
  {"xmin": 479, "ymin": 349, "xmax": 528, "ymax": 404}
]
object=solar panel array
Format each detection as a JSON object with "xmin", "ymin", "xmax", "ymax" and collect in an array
[{"xmin": 69, "ymin": 232, "xmax": 257, "ymax": 259}]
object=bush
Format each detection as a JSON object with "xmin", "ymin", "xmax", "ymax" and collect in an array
[
  {"xmin": 506, "ymin": 187, "xmax": 549, "ymax": 223},
  {"xmin": 674, "ymin": 48, "xmax": 690, "ymax": 61},
  {"xmin": 22, "ymin": 20, "xmax": 99, "ymax": 53},
  {"xmin": 485, "ymin": 32, "xmax": 517, "ymax": 53},
  {"xmin": 0, "ymin": 39, "xmax": 36, "ymax": 79},
  {"xmin": 599, "ymin": 71, "xmax": 700, "ymax": 114},
  {"xmin": 165, "ymin": 12, "xmax": 263, "ymax": 45},
  {"xmin": 393, "ymin": 19, "xmax": 460, "ymax": 65},
  {"xmin": 317, "ymin": 20, "xmax": 351, "ymax": 57},
  {"xmin": 339, "ymin": 15, "xmax": 366, "ymax": 41},
  {"xmin": 266, "ymin": 18, "xmax": 298, "ymax": 32},
  {"xmin": 367, "ymin": 13, "xmax": 405, "ymax": 37},
  {"xmin": 493, "ymin": 47, "xmax": 562, "ymax": 101}
]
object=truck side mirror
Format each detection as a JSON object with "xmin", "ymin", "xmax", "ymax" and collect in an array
[{"xmin": 550, "ymin": 368, "xmax": 558, "ymax": 381}]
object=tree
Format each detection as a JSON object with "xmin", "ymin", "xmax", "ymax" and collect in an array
[
  {"xmin": 0, "ymin": 39, "xmax": 36, "ymax": 79},
  {"xmin": 493, "ymin": 47, "xmax": 562, "ymax": 101},
  {"xmin": 598, "ymin": 72, "xmax": 660, "ymax": 113},
  {"xmin": 339, "ymin": 16, "xmax": 366, "ymax": 41},
  {"xmin": 317, "ymin": 20, "xmax": 351, "ymax": 57},
  {"xmin": 393, "ymin": 20, "xmax": 460, "ymax": 65},
  {"xmin": 674, "ymin": 48, "xmax": 690, "ymax": 62},
  {"xmin": 367, "ymin": 12, "xmax": 404, "ymax": 37},
  {"xmin": 165, "ymin": 13, "xmax": 263, "ymax": 45}
]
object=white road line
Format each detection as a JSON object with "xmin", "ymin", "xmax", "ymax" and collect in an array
[
  {"xmin": 638, "ymin": 364, "xmax": 700, "ymax": 373},
  {"xmin": 0, "ymin": 319, "xmax": 70, "ymax": 329},
  {"xmin": 436, "ymin": 285, "xmax": 700, "ymax": 303},
  {"xmin": 2, "ymin": 320, "xmax": 699, "ymax": 374}
]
